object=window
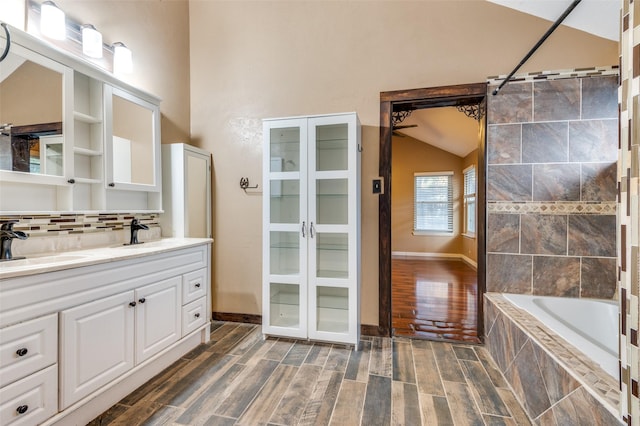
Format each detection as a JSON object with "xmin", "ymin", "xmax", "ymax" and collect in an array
[
  {"xmin": 463, "ymin": 165, "xmax": 476, "ymax": 236},
  {"xmin": 414, "ymin": 172, "xmax": 453, "ymax": 234}
]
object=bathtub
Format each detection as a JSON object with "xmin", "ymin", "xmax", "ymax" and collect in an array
[{"xmin": 502, "ymin": 293, "xmax": 618, "ymax": 378}]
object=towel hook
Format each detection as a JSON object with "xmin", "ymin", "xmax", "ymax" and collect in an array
[{"xmin": 240, "ymin": 177, "xmax": 259, "ymax": 192}]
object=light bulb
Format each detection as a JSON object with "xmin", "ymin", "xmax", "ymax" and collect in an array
[
  {"xmin": 41, "ymin": 1, "xmax": 66, "ymax": 40},
  {"xmin": 82, "ymin": 24, "xmax": 103, "ymax": 58},
  {"xmin": 113, "ymin": 42, "xmax": 132, "ymax": 74}
]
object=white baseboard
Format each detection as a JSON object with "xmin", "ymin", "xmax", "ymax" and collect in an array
[{"xmin": 392, "ymin": 251, "xmax": 477, "ymax": 269}]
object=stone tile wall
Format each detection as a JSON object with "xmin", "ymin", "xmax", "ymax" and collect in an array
[
  {"xmin": 619, "ymin": 1, "xmax": 639, "ymax": 424},
  {"xmin": 486, "ymin": 70, "xmax": 618, "ymax": 300}
]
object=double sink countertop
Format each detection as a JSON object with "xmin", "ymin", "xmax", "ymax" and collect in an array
[{"xmin": 0, "ymin": 238, "xmax": 213, "ymax": 280}]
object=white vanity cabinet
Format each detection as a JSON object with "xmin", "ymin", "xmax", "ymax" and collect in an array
[
  {"xmin": 60, "ymin": 276, "xmax": 181, "ymax": 408},
  {"xmin": 160, "ymin": 143, "xmax": 212, "ymax": 238},
  {"xmin": 0, "ymin": 240, "xmax": 211, "ymax": 425},
  {"xmin": 262, "ymin": 113, "xmax": 361, "ymax": 346}
]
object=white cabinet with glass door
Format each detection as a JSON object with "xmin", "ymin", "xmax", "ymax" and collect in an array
[{"xmin": 262, "ymin": 113, "xmax": 360, "ymax": 346}]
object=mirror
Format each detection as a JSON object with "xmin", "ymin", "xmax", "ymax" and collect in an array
[
  {"xmin": 111, "ymin": 89, "xmax": 155, "ymax": 186},
  {"xmin": 0, "ymin": 47, "xmax": 65, "ymax": 176}
]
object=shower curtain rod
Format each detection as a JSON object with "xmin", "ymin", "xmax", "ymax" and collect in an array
[{"xmin": 492, "ymin": 0, "xmax": 583, "ymax": 96}]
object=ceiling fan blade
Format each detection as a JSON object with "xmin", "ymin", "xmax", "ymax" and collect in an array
[{"xmin": 393, "ymin": 124, "xmax": 418, "ymax": 130}]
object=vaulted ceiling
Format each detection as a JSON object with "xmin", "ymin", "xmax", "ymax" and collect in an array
[{"xmin": 394, "ymin": 0, "xmax": 619, "ymax": 157}]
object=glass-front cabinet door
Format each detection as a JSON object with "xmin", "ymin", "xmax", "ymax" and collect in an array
[
  {"xmin": 307, "ymin": 115, "xmax": 360, "ymax": 344},
  {"xmin": 263, "ymin": 113, "xmax": 360, "ymax": 346},
  {"xmin": 262, "ymin": 119, "xmax": 308, "ymax": 339}
]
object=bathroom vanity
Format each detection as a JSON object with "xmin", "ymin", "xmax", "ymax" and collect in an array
[{"xmin": 0, "ymin": 239, "xmax": 212, "ymax": 426}]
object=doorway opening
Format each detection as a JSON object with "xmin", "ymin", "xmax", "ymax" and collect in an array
[{"xmin": 378, "ymin": 83, "xmax": 487, "ymax": 342}]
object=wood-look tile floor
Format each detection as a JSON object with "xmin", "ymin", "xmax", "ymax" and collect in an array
[
  {"xmin": 392, "ymin": 258, "xmax": 479, "ymax": 343},
  {"xmin": 89, "ymin": 322, "xmax": 532, "ymax": 426}
]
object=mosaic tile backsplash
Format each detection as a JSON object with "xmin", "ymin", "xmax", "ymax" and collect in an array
[
  {"xmin": 0, "ymin": 213, "xmax": 161, "ymax": 257},
  {"xmin": 486, "ymin": 71, "xmax": 618, "ymax": 300}
]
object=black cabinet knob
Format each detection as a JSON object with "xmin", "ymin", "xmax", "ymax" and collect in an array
[
  {"xmin": 16, "ymin": 348, "xmax": 28, "ymax": 357},
  {"xmin": 67, "ymin": 178, "xmax": 75, "ymax": 184},
  {"xmin": 16, "ymin": 405, "xmax": 28, "ymax": 414},
  {"xmin": 194, "ymin": 313, "xmax": 200, "ymax": 318},
  {"xmin": 195, "ymin": 283, "xmax": 201, "ymax": 288},
  {"xmin": 129, "ymin": 301, "xmax": 136, "ymax": 307},
  {"xmin": 138, "ymin": 298, "xmax": 146, "ymax": 304}
]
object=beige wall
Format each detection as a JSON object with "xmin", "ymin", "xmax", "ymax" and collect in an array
[
  {"xmin": 462, "ymin": 149, "xmax": 479, "ymax": 263},
  {"xmin": 55, "ymin": 0, "xmax": 191, "ymax": 145},
  {"xmin": 391, "ymin": 135, "xmax": 463, "ymax": 255},
  {"xmin": 189, "ymin": 1, "xmax": 617, "ymax": 325}
]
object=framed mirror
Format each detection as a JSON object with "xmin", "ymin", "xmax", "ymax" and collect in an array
[
  {"xmin": 0, "ymin": 43, "xmax": 70, "ymax": 178},
  {"xmin": 105, "ymin": 85, "xmax": 160, "ymax": 191}
]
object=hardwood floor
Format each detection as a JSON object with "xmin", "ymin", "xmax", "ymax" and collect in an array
[
  {"xmin": 392, "ymin": 257, "xmax": 479, "ymax": 343},
  {"xmin": 89, "ymin": 321, "xmax": 532, "ymax": 426}
]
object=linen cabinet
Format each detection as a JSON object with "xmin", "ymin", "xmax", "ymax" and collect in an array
[{"xmin": 262, "ymin": 113, "xmax": 361, "ymax": 346}]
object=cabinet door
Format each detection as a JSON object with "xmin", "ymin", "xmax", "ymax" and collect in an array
[
  {"xmin": 185, "ymin": 148, "xmax": 211, "ymax": 238},
  {"xmin": 135, "ymin": 277, "xmax": 181, "ymax": 363},
  {"xmin": 104, "ymin": 86, "xmax": 161, "ymax": 192},
  {"xmin": 307, "ymin": 114, "xmax": 360, "ymax": 345},
  {"xmin": 262, "ymin": 118, "xmax": 308, "ymax": 339},
  {"xmin": 60, "ymin": 291, "xmax": 135, "ymax": 409}
]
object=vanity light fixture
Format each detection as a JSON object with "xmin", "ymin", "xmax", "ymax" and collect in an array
[
  {"xmin": 40, "ymin": 1, "xmax": 66, "ymax": 40},
  {"xmin": 81, "ymin": 24, "xmax": 103, "ymax": 58},
  {"xmin": 113, "ymin": 42, "xmax": 132, "ymax": 74}
]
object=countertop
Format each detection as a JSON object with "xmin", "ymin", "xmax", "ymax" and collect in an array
[{"xmin": 0, "ymin": 238, "xmax": 213, "ymax": 280}]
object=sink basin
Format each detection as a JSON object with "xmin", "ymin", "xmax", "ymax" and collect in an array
[{"xmin": 0, "ymin": 254, "xmax": 89, "ymax": 267}]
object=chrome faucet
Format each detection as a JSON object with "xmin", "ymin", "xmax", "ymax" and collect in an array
[
  {"xmin": 0, "ymin": 221, "xmax": 28, "ymax": 261},
  {"xmin": 129, "ymin": 218, "xmax": 149, "ymax": 245}
]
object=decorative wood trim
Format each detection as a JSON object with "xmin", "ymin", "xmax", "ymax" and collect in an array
[
  {"xmin": 211, "ymin": 312, "xmax": 262, "ymax": 324},
  {"xmin": 379, "ymin": 100, "xmax": 392, "ymax": 337},
  {"xmin": 378, "ymin": 82, "xmax": 488, "ymax": 339},
  {"xmin": 361, "ymin": 324, "xmax": 385, "ymax": 337}
]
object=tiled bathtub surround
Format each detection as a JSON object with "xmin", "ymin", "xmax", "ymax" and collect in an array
[
  {"xmin": 484, "ymin": 293, "xmax": 621, "ymax": 425},
  {"xmin": 619, "ymin": 1, "xmax": 639, "ymax": 423},
  {"xmin": 0, "ymin": 213, "xmax": 160, "ymax": 257},
  {"xmin": 486, "ymin": 71, "xmax": 618, "ymax": 300}
]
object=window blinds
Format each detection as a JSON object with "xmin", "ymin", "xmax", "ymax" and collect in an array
[
  {"xmin": 414, "ymin": 173, "xmax": 453, "ymax": 233},
  {"xmin": 463, "ymin": 166, "xmax": 476, "ymax": 234}
]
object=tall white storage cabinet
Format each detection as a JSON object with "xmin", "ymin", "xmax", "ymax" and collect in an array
[
  {"xmin": 262, "ymin": 113, "xmax": 361, "ymax": 346},
  {"xmin": 160, "ymin": 143, "xmax": 212, "ymax": 238}
]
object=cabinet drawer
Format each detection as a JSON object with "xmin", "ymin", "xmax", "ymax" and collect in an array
[
  {"xmin": 0, "ymin": 314, "xmax": 57, "ymax": 387},
  {"xmin": 0, "ymin": 364, "xmax": 57, "ymax": 426},
  {"xmin": 182, "ymin": 297, "xmax": 207, "ymax": 336},
  {"xmin": 182, "ymin": 268, "xmax": 206, "ymax": 304}
]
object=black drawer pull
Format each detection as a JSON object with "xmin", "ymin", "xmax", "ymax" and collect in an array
[
  {"xmin": 194, "ymin": 313, "xmax": 201, "ymax": 318},
  {"xmin": 138, "ymin": 298, "xmax": 146, "ymax": 304},
  {"xmin": 16, "ymin": 405, "xmax": 28, "ymax": 414},
  {"xmin": 194, "ymin": 282, "xmax": 201, "ymax": 288},
  {"xmin": 129, "ymin": 301, "xmax": 136, "ymax": 307},
  {"xmin": 16, "ymin": 348, "xmax": 28, "ymax": 357}
]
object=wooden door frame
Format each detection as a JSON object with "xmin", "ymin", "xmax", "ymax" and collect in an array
[{"xmin": 378, "ymin": 82, "xmax": 488, "ymax": 338}]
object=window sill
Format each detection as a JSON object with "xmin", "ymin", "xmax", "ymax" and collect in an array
[
  {"xmin": 462, "ymin": 233, "xmax": 476, "ymax": 239},
  {"xmin": 413, "ymin": 230, "xmax": 454, "ymax": 237}
]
